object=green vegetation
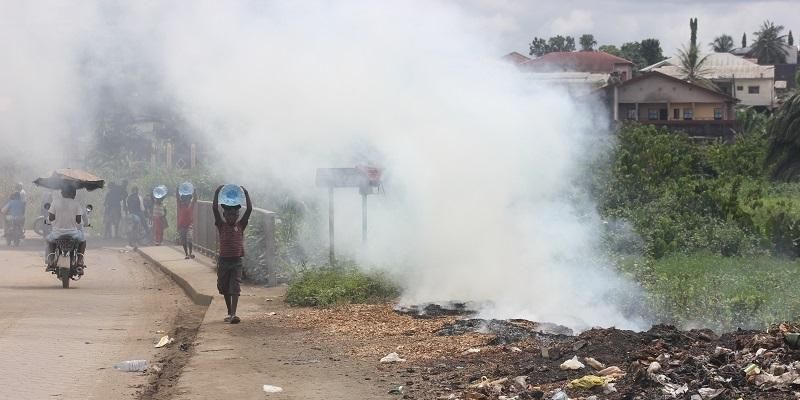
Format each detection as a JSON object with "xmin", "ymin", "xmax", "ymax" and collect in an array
[
  {"xmin": 285, "ymin": 264, "xmax": 401, "ymax": 307},
  {"xmin": 594, "ymin": 118, "xmax": 800, "ymax": 330},
  {"xmin": 622, "ymin": 254, "xmax": 800, "ymax": 332}
]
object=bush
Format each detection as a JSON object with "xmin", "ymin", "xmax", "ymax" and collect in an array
[
  {"xmin": 285, "ymin": 265, "xmax": 401, "ymax": 307},
  {"xmin": 622, "ymin": 253, "xmax": 800, "ymax": 332}
]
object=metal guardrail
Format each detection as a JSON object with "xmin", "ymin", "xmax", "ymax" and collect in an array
[{"xmin": 193, "ymin": 200, "xmax": 277, "ymax": 285}]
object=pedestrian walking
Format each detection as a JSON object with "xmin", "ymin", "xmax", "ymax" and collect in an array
[
  {"xmin": 212, "ymin": 184, "xmax": 252, "ymax": 324},
  {"xmin": 176, "ymin": 182, "xmax": 197, "ymax": 259},
  {"xmin": 151, "ymin": 186, "xmax": 168, "ymax": 246}
]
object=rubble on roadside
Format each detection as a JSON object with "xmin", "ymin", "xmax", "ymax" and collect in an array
[{"xmin": 285, "ymin": 304, "xmax": 800, "ymax": 399}]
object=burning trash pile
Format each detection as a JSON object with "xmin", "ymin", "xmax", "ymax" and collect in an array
[
  {"xmin": 284, "ymin": 303, "xmax": 800, "ymax": 400},
  {"xmin": 425, "ymin": 321, "xmax": 800, "ymax": 400}
]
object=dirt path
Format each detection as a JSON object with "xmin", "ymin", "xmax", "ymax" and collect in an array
[{"xmin": 0, "ymin": 243, "xmax": 193, "ymax": 400}]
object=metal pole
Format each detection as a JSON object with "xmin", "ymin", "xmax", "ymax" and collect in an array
[
  {"xmin": 328, "ymin": 186, "xmax": 335, "ymax": 266},
  {"xmin": 362, "ymin": 193, "xmax": 367, "ymax": 244}
]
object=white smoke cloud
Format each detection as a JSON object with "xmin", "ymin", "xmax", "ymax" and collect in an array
[{"xmin": 1, "ymin": 0, "xmax": 647, "ymax": 331}]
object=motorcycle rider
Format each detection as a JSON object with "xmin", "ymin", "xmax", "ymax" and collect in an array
[
  {"xmin": 2, "ymin": 191, "xmax": 26, "ymax": 241},
  {"xmin": 46, "ymin": 184, "xmax": 87, "ymax": 269}
]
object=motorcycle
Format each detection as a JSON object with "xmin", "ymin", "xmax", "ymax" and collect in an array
[
  {"xmin": 4, "ymin": 216, "xmax": 24, "ymax": 246},
  {"xmin": 45, "ymin": 204, "xmax": 93, "ymax": 289}
]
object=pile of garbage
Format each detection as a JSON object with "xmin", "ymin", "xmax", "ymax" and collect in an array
[{"xmin": 412, "ymin": 323, "xmax": 800, "ymax": 400}]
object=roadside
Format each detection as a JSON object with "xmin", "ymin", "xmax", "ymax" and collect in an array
[
  {"xmin": 137, "ymin": 245, "xmax": 391, "ymax": 400},
  {"xmin": 0, "ymin": 243, "xmax": 192, "ymax": 400}
]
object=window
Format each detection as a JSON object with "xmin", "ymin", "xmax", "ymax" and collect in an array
[
  {"xmin": 648, "ymin": 109, "xmax": 658, "ymax": 120},
  {"xmin": 748, "ymin": 86, "xmax": 760, "ymax": 94},
  {"xmin": 620, "ymin": 71, "xmax": 627, "ymax": 81},
  {"xmin": 683, "ymin": 109, "xmax": 694, "ymax": 120},
  {"xmin": 674, "ymin": 109, "xmax": 680, "ymax": 119},
  {"xmin": 627, "ymin": 109, "xmax": 637, "ymax": 120},
  {"xmin": 714, "ymin": 108, "xmax": 723, "ymax": 120},
  {"xmin": 736, "ymin": 85, "xmax": 744, "ymax": 91}
]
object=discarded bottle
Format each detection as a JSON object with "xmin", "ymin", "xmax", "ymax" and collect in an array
[
  {"xmin": 551, "ymin": 391, "xmax": 569, "ymax": 400},
  {"xmin": 113, "ymin": 360, "xmax": 148, "ymax": 372}
]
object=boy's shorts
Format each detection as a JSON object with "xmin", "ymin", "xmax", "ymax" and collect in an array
[
  {"xmin": 217, "ymin": 257, "xmax": 242, "ymax": 295},
  {"xmin": 178, "ymin": 225, "xmax": 193, "ymax": 241}
]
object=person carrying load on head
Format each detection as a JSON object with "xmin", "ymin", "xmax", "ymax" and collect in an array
[
  {"xmin": 46, "ymin": 184, "xmax": 87, "ymax": 269},
  {"xmin": 151, "ymin": 185, "xmax": 168, "ymax": 245},
  {"xmin": 176, "ymin": 182, "xmax": 197, "ymax": 259},
  {"xmin": 212, "ymin": 184, "xmax": 252, "ymax": 324}
]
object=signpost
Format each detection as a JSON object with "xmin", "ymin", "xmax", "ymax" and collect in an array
[{"xmin": 315, "ymin": 167, "xmax": 382, "ymax": 265}]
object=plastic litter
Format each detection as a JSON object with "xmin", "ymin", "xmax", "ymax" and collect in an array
[
  {"xmin": 462, "ymin": 347, "xmax": 481, "ymax": 355},
  {"xmin": 567, "ymin": 375, "xmax": 606, "ymax": 390},
  {"xmin": 698, "ymin": 387, "xmax": 724, "ymax": 399},
  {"xmin": 380, "ymin": 352, "xmax": 406, "ymax": 363},
  {"xmin": 388, "ymin": 386, "xmax": 404, "ymax": 395},
  {"xmin": 551, "ymin": 390, "xmax": 569, "ymax": 400},
  {"xmin": 597, "ymin": 366, "xmax": 624, "ymax": 377},
  {"xmin": 602, "ymin": 382, "xmax": 617, "ymax": 394},
  {"xmin": 559, "ymin": 355, "xmax": 585, "ymax": 370},
  {"xmin": 647, "ymin": 361, "xmax": 662, "ymax": 374},
  {"xmin": 262, "ymin": 385, "xmax": 283, "ymax": 393},
  {"xmin": 584, "ymin": 357, "xmax": 605, "ymax": 370},
  {"xmin": 154, "ymin": 335, "xmax": 174, "ymax": 348},
  {"xmin": 113, "ymin": 360, "xmax": 148, "ymax": 372}
]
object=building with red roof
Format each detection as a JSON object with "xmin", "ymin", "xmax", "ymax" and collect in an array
[{"xmin": 520, "ymin": 51, "xmax": 634, "ymax": 81}]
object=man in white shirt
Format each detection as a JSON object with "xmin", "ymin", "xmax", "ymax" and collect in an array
[{"xmin": 46, "ymin": 185, "xmax": 87, "ymax": 268}]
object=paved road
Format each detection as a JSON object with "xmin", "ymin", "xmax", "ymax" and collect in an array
[{"xmin": 0, "ymin": 240, "xmax": 183, "ymax": 400}]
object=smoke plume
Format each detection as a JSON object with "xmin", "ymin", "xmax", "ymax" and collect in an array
[{"xmin": 1, "ymin": 0, "xmax": 647, "ymax": 331}]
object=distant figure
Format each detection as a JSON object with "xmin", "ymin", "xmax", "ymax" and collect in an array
[
  {"xmin": 103, "ymin": 182, "xmax": 125, "ymax": 239},
  {"xmin": 151, "ymin": 196, "xmax": 167, "ymax": 246},
  {"xmin": 176, "ymin": 183, "xmax": 197, "ymax": 259},
  {"xmin": 2, "ymin": 191, "xmax": 25, "ymax": 239},
  {"xmin": 126, "ymin": 186, "xmax": 148, "ymax": 239},
  {"xmin": 213, "ymin": 184, "xmax": 252, "ymax": 324}
]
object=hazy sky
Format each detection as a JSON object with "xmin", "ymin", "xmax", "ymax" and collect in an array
[{"xmin": 456, "ymin": 0, "xmax": 800, "ymax": 58}]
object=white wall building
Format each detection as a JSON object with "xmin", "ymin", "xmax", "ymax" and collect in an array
[{"xmin": 642, "ymin": 53, "xmax": 775, "ymax": 109}]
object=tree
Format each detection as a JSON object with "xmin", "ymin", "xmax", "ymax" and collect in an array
[
  {"xmin": 619, "ymin": 42, "xmax": 647, "ymax": 70},
  {"xmin": 598, "ymin": 44, "xmax": 621, "ymax": 56},
  {"xmin": 529, "ymin": 37, "xmax": 548, "ymax": 56},
  {"xmin": 750, "ymin": 20, "xmax": 787, "ymax": 64},
  {"xmin": 529, "ymin": 35, "xmax": 576, "ymax": 56},
  {"xmin": 710, "ymin": 34, "xmax": 735, "ymax": 52},
  {"xmin": 640, "ymin": 38, "xmax": 665, "ymax": 66},
  {"xmin": 678, "ymin": 18, "xmax": 710, "ymax": 83},
  {"xmin": 548, "ymin": 35, "xmax": 576, "ymax": 52},
  {"xmin": 579, "ymin": 34, "xmax": 597, "ymax": 51},
  {"xmin": 789, "ymin": 30, "xmax": 794, "ymax": 46},
  {"xmin": 766, "ymin": 71, "xmax": 800, "ymax": 180}
]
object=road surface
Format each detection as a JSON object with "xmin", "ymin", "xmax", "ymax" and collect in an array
[{"xmin": 0, "ymin": 240, "xmax": 185, "ymax": 399}]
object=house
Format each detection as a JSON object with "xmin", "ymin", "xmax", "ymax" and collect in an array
[
  {"xmin": 519, "ymin": 51, "xmax": 635, "ymax": 81},
  {"xmin": 603, "ymin": 71, "xmax": 739, "ymax": 138},
  {"xmin": 502, "ymin": 52, "xmax": 531, "ymax": 66},
  {"xmin": 501, "ymin": 51, "xmax": 634, "ymax": 95},
  {"xmin": 641, "ymin": 53, "xmax": 775, "ymax": 109}
]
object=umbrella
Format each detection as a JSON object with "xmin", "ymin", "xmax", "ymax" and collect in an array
[{"xmin": 33, "ymin": 168, "xmax": 105, "ymax": 191}]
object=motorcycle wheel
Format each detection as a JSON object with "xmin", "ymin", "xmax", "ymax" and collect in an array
[{"xmin": 61, "ymin": 269, "xmax": 70, "ymax": 288}]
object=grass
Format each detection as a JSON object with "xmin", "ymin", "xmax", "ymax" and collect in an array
[
  {"xmin": 621, "ymin": 253, "xmax": 800, "ymax": 332},
  {"xmin": 285, "ymin": 265, "xmax": 401, "ymax": 307}
]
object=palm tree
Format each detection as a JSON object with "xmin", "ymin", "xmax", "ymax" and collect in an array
[
  {"xmin": 750, "ymin": 20, "xmax": 787, "ymax": 64},
  {"xmin": 678, "ymin": 18, "xmax": 712, "ymax": 85},
  {"xmin": 765, "ymin": 71, "xmax": 800, "ymax": 180},
  {"xmin": 709, "ymin": 34, "xmax": 734, "ymax": 52}
]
